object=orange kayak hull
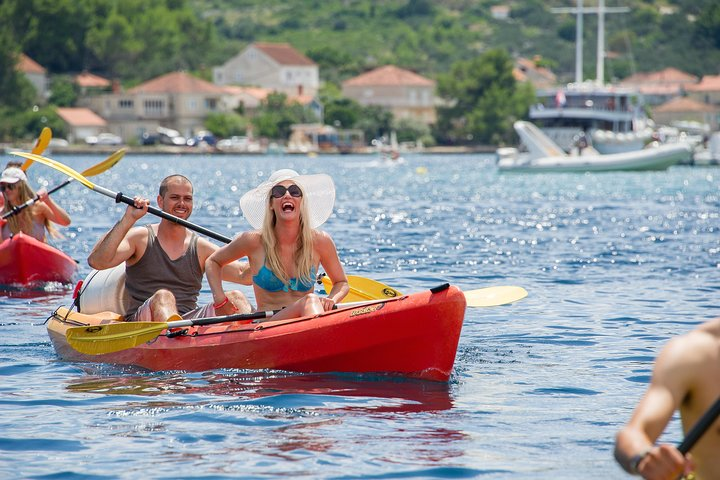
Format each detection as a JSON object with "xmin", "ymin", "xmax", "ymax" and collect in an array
[{"xmin": 48, "ymin": 285, "xmax": 466, "ymax": 382}]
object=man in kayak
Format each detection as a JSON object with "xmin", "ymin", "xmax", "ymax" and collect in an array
[
  {"xmin": 205, "ymin": 169, "xmax": 348, "ymax": 320},
  {"xmin": 88, "ymin": 174, "xmax": 251, "ymax": 323},
  {"xmin": 614, "ymin": 317, "xmax": 720, "ymax": 479},
  {"xmin": 1, "ymin": 166, "xmax": 71, "ymax": 242}
]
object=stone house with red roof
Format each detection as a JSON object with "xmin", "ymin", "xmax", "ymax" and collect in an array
[
  {"xmin": 80, "ymin": 71, "xmax": 229, "ymax": 141},
  {"xmin": 342, "ymin": 65, "xmax": 436, "ymax": 125},
  {"xmin": 74, "ymin": 71, "xmax": 112, "ymax": 96},
  {"xmin": 685, "ymin": 75, "xmax": 720, "ymax": 107},
  {"xmin": 618, "ymin": 67, "xmax": 698, "ymax": 106},
  {"xmin": 652, "ymin": 97, "xmax": 718, "ymax": 130},
  {"xmin": 17, "ymin": 54, "xmax": 48, "ymax": 102},
  {"xmin": 213, "ymin": 42, "xmax": 319, "ymax": 97},
  {"xmin": 55, "ymin": 107, "xmax": 108, "ymax": 144}
]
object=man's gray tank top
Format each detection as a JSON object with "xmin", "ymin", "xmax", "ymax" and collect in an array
[{"xmin": 125, "ymin": 225, "xmax": 202, "ymax": 317}]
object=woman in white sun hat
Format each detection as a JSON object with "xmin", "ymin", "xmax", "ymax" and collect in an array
[
  {"xmin": 206, "ymin": 169, "xmax": 349, "ymax": 320},
  {"xmin": 0, "ymin": 166, "xmax": 71, "ymax": 241}
]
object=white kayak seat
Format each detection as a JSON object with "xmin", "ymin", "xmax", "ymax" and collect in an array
[{"xmin": 76, "ymin": 264, "xmax": 130, "ymax": 315}]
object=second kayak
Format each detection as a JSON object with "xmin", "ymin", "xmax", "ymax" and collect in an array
[{"xmin": 0, "ymin": 232, "xmax": 77, "ymax": 286}]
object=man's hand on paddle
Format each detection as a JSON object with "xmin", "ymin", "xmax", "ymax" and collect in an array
[{"xmin": 126, "ymin": 196, "xmax": 150, "ymax": 221}]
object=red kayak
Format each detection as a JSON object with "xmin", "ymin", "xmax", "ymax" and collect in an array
[
  {"xmin": 0, "ymin": 232, "xmax": 78, "ymax": 286},
  {"xmin": 47, "ymin": 284, "xmax": 467, "ymax": 382}
]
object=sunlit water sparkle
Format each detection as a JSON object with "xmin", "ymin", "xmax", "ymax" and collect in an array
[{"xmin": 0, "ymin": 153, "xmax": 718, "ymax": 478}]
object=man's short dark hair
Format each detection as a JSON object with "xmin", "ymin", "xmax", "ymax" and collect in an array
[{"xmin": 159, "ymin": 174, "xmax": 192, "ymax": 197}]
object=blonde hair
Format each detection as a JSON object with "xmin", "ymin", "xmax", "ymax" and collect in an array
[
  {"xmin": 260, "ymin": 186, "xmax": 315, "ymax": 287},
  {"xmin": 1, "ymin": 180, "xmax": 59, "ymax": 239}
]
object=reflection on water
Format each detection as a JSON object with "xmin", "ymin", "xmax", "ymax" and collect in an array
[
  {"xmin": 66, "ymin": 370, "xmax": 454, "ymax": 414},
  {"xmin": 0, "ymin": 282, "xmax": 73, "ymax": 299}
]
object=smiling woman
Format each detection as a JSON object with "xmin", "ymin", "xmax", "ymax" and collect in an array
[{"xmin": 205, "ymin": 169, "xmax": 350, "ymax": 320}]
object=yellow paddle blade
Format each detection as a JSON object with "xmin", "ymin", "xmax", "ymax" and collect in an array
[
  {"xmin": 10, "ymin": 152, "xmax": 95, "ymax": 189},
  {"xmin": 464, "ymin": 286, "xmax": 528, "ymax": 307},
  {"xmin": 322, "ymin": 274, "xmax": 402, "ymax": 302},
  {"xmin": 21, "ymin": 127, "xmax": 52, "ymax": 171},
  {"xmin": 81, "ymin": 148, "xmax": 126, "ymax": 177},
  {"xmin": 326, "ymin": 274, "xmax": 526, "ymax": 307},
  {"xmin": 66, "ymin": 322, "xmax": 168, "ymax": 355}
]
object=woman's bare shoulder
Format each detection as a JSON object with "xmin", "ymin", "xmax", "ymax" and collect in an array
[
  {"xmin": 237, "ymin": 230, "xmax": 262, "ymax": 242},
  {"xmin": 312, "ymin": 229, "xmax": 335, "ymax": 244}
]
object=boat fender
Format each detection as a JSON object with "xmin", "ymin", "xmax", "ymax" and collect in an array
[{"xmin": 76, "ymin": 264, "xmax": 130, "ymax": 315}]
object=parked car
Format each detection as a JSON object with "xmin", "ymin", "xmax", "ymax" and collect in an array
[
  {"xmin": 156, "ymin": 126, "xmax": 186, "ymax": 146},
  {"xmin": 48, "ymin": 138, "xmax": 70, "ymax": 147},
  {"xmin": 140, "ymin": 132, "xmax": 159, "ymax": 145},
  {"xmin": 186, "ymin": 131, "xmax": 217, "ymax": 147},
  {"xmin": 216, "ymin": 135, "xmax": 261, "ymax": 152},
  {"xmin": 85, "ymin": 133, "xmax": 123, "ymax": 146}
]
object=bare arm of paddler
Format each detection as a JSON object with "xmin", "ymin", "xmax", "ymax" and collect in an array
[
  {"xmin": 35, "ymin": 187, "xmax": 71, "ymax": 226},
  {"xmin": 87, "ymin": 196, "xmax": 150, "ymax": 270},
  {"xmin": 205, "ymin": 231, "xmax": 257, "ymax": 315},
  {"xmin": 615, "ymin": 319, "xmax": 720, "ymax": 479},
  {"xmin": 315, "ymin": 230, "xmax": 348, "ymax": 308},
  {"xmin": 196, "ymin": 237, "xmax": 251, "ymax": 284}
]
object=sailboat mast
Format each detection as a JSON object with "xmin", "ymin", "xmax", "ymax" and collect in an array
[
  {"xmin": 553, "ymin": 1, "xmax": 629, "ymax": 85},
  {"xmin": 596, "ymin": 0, "xmax": 605, "ymax": 84},
  {"xmin": 575, "ymin": 0, "xmax": 584, "ymax": 83}
]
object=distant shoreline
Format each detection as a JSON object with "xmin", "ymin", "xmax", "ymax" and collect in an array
[{"xmin": 2, "ymin": 143, "xmax": 498, "ymax": 156}]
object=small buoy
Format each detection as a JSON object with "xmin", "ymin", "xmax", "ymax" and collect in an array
[{"xmin": 416, "ymin": 166, "xmax": 428, "ymax": 175}]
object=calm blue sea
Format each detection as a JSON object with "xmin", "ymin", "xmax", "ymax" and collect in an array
[{"xmin": 0, "ymin": 152, "xmax": 718, "ymax": 479}]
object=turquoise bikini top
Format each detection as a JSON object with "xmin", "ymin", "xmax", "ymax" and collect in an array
[{"xmin": 253, "ymin": 264, "xmax": 316, "ymax": 292}]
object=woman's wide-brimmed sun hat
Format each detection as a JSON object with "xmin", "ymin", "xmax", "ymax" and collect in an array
[{"xmin": 240, "ymin": 169, "xmax": 335, "ymax": 229}]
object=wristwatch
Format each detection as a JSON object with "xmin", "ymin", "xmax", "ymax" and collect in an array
[{"xmin": 629, "ymin": 447, "xmax": 652, "ymax": 475}]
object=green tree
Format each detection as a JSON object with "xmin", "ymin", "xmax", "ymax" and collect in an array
[
  {"xmin": 2, "ymin": 0, "xmax": 93, "ymax": 73},
  {"xmin": 696, "ymin": 3, "xmax": 720, "ymax": 49},
  {"xmin": 85, "ymin": 7, "xmax": 143, "ymax": 77},
  {"xmin": 251, "ymin": 92, "xmax": 317, "ymax": 140},
  {"xmin": 393, "ymin": 117, "xmax": 433, "ymax": 147},
  {"xmin": 0, "ymin": 49, "xmax": 36, "ymax": 113},
  {"xmin": 435, "ymin": 48, "xmax": 534, "ymax": 145},
  {"xmin": 354, "ymin": 105, "xmax": 393, "ymax": 144},
  {"xmin": 49, "ymin": 75, "xmax": 79, "ymax": 107},
  {"xmin": 323, "ymin": 98, "xmax": 361, "ymax": 131},
  {"xmin": 204, "ymin": 112, "xmax": 248, "ymax": 138},
  {"xmin": 0, "ymin": 106, "xmax": 66, "ymax": 142}
]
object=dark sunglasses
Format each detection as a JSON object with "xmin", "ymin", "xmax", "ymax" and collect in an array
[
  {"xmin": 271, "ymin": 184, "xmax": 302, "ymax": 198},
  {"xmin": 0, "ymin": 183, "xmax": 15, "ymax": 192}
]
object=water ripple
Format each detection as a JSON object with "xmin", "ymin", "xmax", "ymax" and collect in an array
[{"xmin": 1, "ymin": 154, "xmax": 718, "ymax": 479}]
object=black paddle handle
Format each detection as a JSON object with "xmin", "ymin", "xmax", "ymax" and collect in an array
[
  {"xmin": 2, "ymin": 179, "xmax": 72, "ymax": 220},
  {"xmin": 164, "ymin": 310, "xmax": 282, "ymax": 328},
  {"xmin": 113, "ymin": 191, "xmax": 233, "ymax": 244},
  {"xmin": 678, "ymin": 396, "xmax": 720, "ymax": 454}
]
